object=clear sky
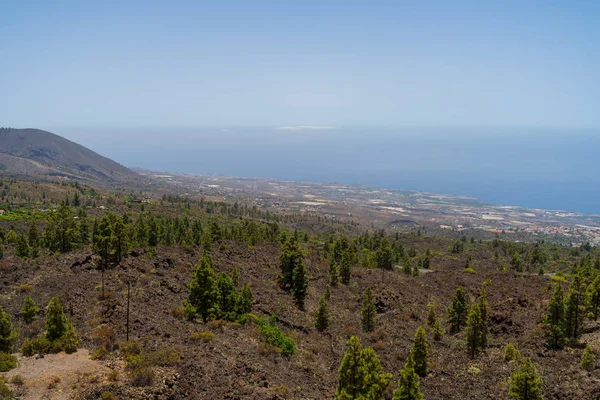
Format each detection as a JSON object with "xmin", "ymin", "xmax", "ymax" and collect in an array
[{"xmin": 1, "ymin": 0, "xmax": 599, "ymax": 129}]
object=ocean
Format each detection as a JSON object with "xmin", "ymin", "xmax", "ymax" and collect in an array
[{"xmin": 62, "ymin": 126, "xmax": 600, "ymax": 214}]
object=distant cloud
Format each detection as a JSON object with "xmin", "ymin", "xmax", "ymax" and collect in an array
[{"xmin": 276, "ymin": 126, "xmax": 338, "ymax": 132}]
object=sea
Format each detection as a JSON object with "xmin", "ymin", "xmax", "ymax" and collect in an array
[{"xmin": 61, "ymin": 126, "xmax": 600, "ymax": 215}]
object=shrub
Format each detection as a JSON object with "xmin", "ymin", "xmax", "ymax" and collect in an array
[
  {"xmin": 0, "ymin": 377, "xmax": 11, "ymax": 399},
  {"xmin": 581, "ymin": 346, "xmax": 596, "ymax": 371},
  {"xmin": 130, "ymin": 367, "xmax": 154, "ymax": 387},
  {"xmin": 504, "ymin": 343, "xmax": 521, "ymax": 362},
  {"xmin": 21, "ymin": 336, "xmax": 52, "ymax": 356},
  {"xmin": 0, "ymin": 353, "xmax": 17, "ymax": 372},
  {"xmin": 170, "ymin": 306, "xmax": 185, "ymax": 319},
  {"xmin": 120, "ymin": 341, "xmax": 142, "ymax": 360},
  {"xmin": 100, "ymin": 392, "xmax": 116, "ymax": 400},
  {"xmin": 148, "ymin": 347, "xmax": 180, "ymax": 367},
  {"xmin": 10, "ymin": 375, "xmax": 24, "ymax": 386},
  {"xmin": 90, "ymin": 347, "xmax": 109, "ymax": 360},
  {"xmin": 257, "ymin": 316, "xmax": 296, "ymax": 355},
  {"xmin": 108, "ymin": 369, "xmax": 120, "ymax": 381},
  {"xmin": 189, "ymin": 331, "xmax": 214, "ymax": 343}
]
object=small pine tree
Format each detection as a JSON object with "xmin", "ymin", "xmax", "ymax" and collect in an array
[
  {"xmin": 392, "ymin": 356, "xmax": 424, "ymax": 400},
  {"xmin": 508, "ymin": 357, "xmax": 543, "ymax": 400},
  {"xmin": 46, "ymin": 297, "xmax": 68, "ymax": 340},
  {"xmin": 447, "ymin": 286, "xmax": 468, "ymax": 334},
  {"xmin": 329, "ymin": 260, "xmax": 339, "ymax": 287},
  {"xmin": 544, "ymin": 283, "xmax": 566, "ymax": 349},
  {"xmin": 402, "ymin": 256, "xmax": 412, "ymax": 275},
  {"xmin": 21, "ymin": 294, "xmax": 39, "ymax": 323},
  {"xmin": 564, "ymin": 273, "xmax": 586, "ymax": 342},
  {"xmin": 339, "ymin": 252, "xmax": 352, "ymax": 285},
  {"xmin": 314, "ymin": 296, "xmax": 330, "ymax": 332},
  {"xmin": 412, "ymin": 264, "xmax": 420, "ymax": 277},
  {"xmin": 279, "ymin": 237, "xmax": 303, "ymax": 288},
  {"xmin": 465, "ymin": 302, "xmax": 485, "ymax": 359},
  {"xmin": 0, "ymin": 245, "xmax": 3, "ymax": 260},
  {"xmin": 587, "ymin": 274, "xmax": 600, "ymax": 321},
  {"xmin": 187, "ymin": 254, "xmax": 220, "ymax": 322},
  {"xmin": 504, "ymin": 343, "xmax": 521, "ymax": 362},
  {"xmin": 0, "ymin": 306, "xmax": 18, "ymax": 353},
  {"xmin": 361, "ymin": 287, "xmax": 376, "ymax": 333},
  {"xmin": 238, "ymin": 283, "xmax": 253, "ymax": 315},
  {"xmin": 580, "ymin": 345, "xmax": 595, "ymax": 371},
  {"xmin": 409, "ymin": 327, "xmax": 429, "ymax": 377},
  {"xmin": 427, "ymin": 301, "xmax": 437, "ymax": 328},
  {"xmin": 432, "ymin": 319, "xmax": 445, "ymax": 341},
  {"xmin": 336, "ymin": 336, "xmax": 392, "ymax": 400},
  {"xmin": 15, "ymin": 234, "xmax": 30, "ymax": 258},
  {"xmin": 291, "ymin": 260, "xmax": 309, "ymax": 310},
  {"xmin": 325, "ymin": 284, "xmax": 331, "ymax": 301}
]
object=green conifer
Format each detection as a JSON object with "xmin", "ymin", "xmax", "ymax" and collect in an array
[
  {"xmin": 409, "ymin": 327, "xmax": 429, "ymax": 377},
  {"xmin": 508, "ymin": 357, "xmax": 543, "ymax": 400},
  {"xmin": 544, "ymin": 283, "xmax": 566, "ymax": 349},
  {"xmin": 0, "ymin": 306, "xmax": 17, "ymax": 353},
  {"xmin": 447, "ymin": 286, "xmax": 468, "ymax": 334},
  {"xmin": 335, "ymin": 336, "xmax": 392, "ymax": 400},
  {"xmin": 580, "ymin": 345, "xmax": 595, "ymax": 371},
  {"xmin": 392, "ymin": 356, "xmax": 424, "ymax": 400},
  {"xmin": 21, "ymin": 294, "xmax": 39, "ymax": 323},
  {"xmin": 361, "ymin": 286, "xmax": 376, "ymax": 333},
  {"xmin": 46, "ymin": 297, "xmax": 68, "ymax": 340},
  {"xmin": 314, "ymin": 296, "xmax": 330, "ymax": 332}
]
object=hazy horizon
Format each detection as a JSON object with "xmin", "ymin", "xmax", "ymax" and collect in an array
[{"xmin": 47, "ymin": 125, "xmax": 600, "ymax": 215}]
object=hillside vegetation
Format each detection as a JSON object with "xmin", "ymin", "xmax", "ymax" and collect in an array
[{"xmin": 0, "ymin": 178, "xmax": 598, "ymax": 399}]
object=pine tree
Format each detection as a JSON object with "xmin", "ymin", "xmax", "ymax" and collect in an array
[
  {"xmin": 544, "ymin": 283, "xmax": 566, "ymax": 349},
  {"xmin": 21, "ymin": 294, "xmax": 39, "ymax": 323},
  {"xmin": 402, "ymin": 255, "xmax": 412, "ymax": 275},
  {"xmin": 465, "ymin": 302, "xmax": 486, "ymax": 359},
  {"xmin": 580, "ymin": 345, "xmax": 595, "ymax": 371},
  {"xmin": 237, "ymin": 283, "xmax": 253, "ymax": 315},
  {"xmin": 216, "ymin": 272, "xmax": 238, "ymax": 320},
  {"xmin": 335, "ymin": 336, "xmax": 392, "ymax": 400},
  {"xmin": 0, "ymin": 306, "xmax": 17, "ymax": 353},
  {"xmin": 564, "ymin": 273, "xmax": 586, "ymax": 341},
  {"xmin": 111, "ymin": 216, "xmax": 130, "ymax": 264},
  {"xmin": 427, "ymin": 301, "xmax": 437, "ymax": 327},
  {"xmin": 508, "ymin": 357, "xmax": 543, "ymax": 400},
  {"xmin": 329, "ymin": 260, "xmax": 339, "ymax": 286},
  {"xmin": 279, "ymin": 237, "xmax": 303, "ymax": 288},
  {"xmin": 361, "ymin": 286, "xmax": 376, "ymax": 333},
  {"xmin": 46, "ymin": 297, "xmax": 68, "ymax": 340},
  {"xmin": 477, "ymin": 288, "xmax": 489, "ymax": 348},
  {"xmin": 432, "ymin": 319, "xmax": 445, "ymax": 341},
  {"xmin": 376, "ymin": 238, "xmax": 393, "ymax": 271},
  {"xmin": 187, "ymin": 254, "xmax": 220, "ymax": 322},
  {"xmin": 392, "ymin": 356, "xmax": 424, "ymax": 400},
  {"xmin": 15, "ymin": 234, "xmax": 30, "ymax": 258},
  {"xmin": 586, "ymin": 274, "xmax": 600, "ymax": 321},
  {"xmin": 325, "ymin": 284, "xmax": 332, "ymax": 301},
  {"xmin": 28, "ymin": 221, "xmax": 39, "ymax": 250},
  {"xmin": 409, "ymin": 327, "xmax": 429, "ymax": 377},
  {"xmin": 511, "ymin": 252, "xmax": 523, "ymax": 272},
  {"xmin": 447, "ymin": 286, "xmax": 468, "ymax": 334},
  {"xmin": 314, "ymin": 296, "xmax": 330, "ymax": 332},
  {"xmin": 339, "ymin": 254, "xmax": 352, "ymax": 285},
  {"xmin": 291, "ymin": 260, "xmax": 309, "ymax": 310}
]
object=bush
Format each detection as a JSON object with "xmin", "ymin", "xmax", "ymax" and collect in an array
[
  {"xmin": 130, "ymin": 367, "xmax": 154, "ymax": 387},
  {"xmin": 0, "ymin": 353, "xmax": 17, "ymax": 372},
  {"xmin": 464, "ymin": 267, "xmax": 476, "ymax": 274},
  {"xmin": 189, "ymin": 331, "xmax": 214, "ymax": 343},
  {"xmin": 257, "ymin": 316, "xmax": 296, "ymax": 355},
  {"xmin": 21, "ymin": 336, "xmax": 52, "ymax": 356},
  {"xmin": 148, "ymin": 347, "xmax": 180, "ymax": 367},
  {"xmin": 581, "ymin": 346, "xmax": 596, "ymax": 371},
  {"xmin": 0, "ymin": 377, "xmax": 11, "ymax": 399},
  {"xmin": 503, "ymin": 343, "xmax": 521, "ymax": 362},
  {"xmin": 100, "ymin": 392, "xmax": 115, "ymax": 400},
  {"xmin": 10, "ymin": 375, "xmax": 24, "ymax": 386},
  {"xmin": 120, "ymin": 341, "xmax": 142, "ymax": 361}
]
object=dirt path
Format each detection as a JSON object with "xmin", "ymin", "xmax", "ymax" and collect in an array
[{"xmin": 3, "ymin": 349, "xmax": 108, "ymax": 400}]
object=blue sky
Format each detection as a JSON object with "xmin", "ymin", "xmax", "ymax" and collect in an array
[{"xmin": 1, "ymin": 0, "xmax": 599, "ymax": 128}]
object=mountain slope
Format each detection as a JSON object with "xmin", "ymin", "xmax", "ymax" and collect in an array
[{"xmin": 0, "ymin": 127, "xmax": 140, "ymax": 183}]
